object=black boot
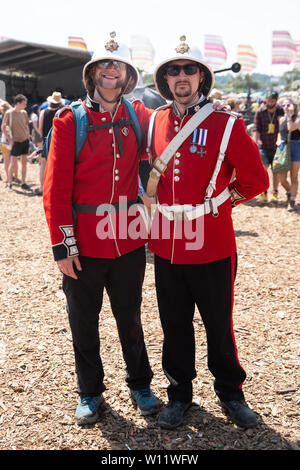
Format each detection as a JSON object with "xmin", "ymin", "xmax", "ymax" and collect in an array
[
  {"xmin": 158, "ymin": 400, "xmax": 192, "ymax": 429},
  {"xmin": 288, "ymin": 199, "xmax": 296, "ymax": 211},
  {"xmin": 219, "ymin": 399, "xmax": 258, "ymax": 428}
]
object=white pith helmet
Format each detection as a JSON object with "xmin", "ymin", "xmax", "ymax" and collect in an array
[
  {"xmin": 82, "ymin": 32, "xmax": 139, "ymax": 95},
  {"xmin": 154, "ymin": 35, "xmax": 215, "ymax": 101}
]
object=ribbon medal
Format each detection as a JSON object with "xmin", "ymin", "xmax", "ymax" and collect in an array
[
  {"xmin": 189, "ymin": 128, "xmax": 208, "ymax": 157},
  {"xmin": 122, "ymin": 127, "xmax": 129, "ymax": 136}
]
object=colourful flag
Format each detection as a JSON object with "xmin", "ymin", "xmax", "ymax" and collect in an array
[
  {"xmin": 204, "ymin": 35, "xmax": 227, "ymax": 67},
  {"xmin": 130, "ymin": 35, "xmax": 155, "ymax": 72},
  {"xmin": 272, "ymin": 31, "xmax": 296, "ymax": 65},
  {"xmin": 68, "ymin": 36, "xmax": 87, "ymax": 50},
  {"xmin": 237, "ymin": 45, "xmax": 257, "ymax": 72},
  {"xmin": 293, "ymin": 41, "xmax": 300, "ymax": 70}
]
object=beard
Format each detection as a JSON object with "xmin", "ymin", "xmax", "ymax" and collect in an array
[
  {"xmin": 94, "ymin": 75, "xmax": 125, "ymax": 90},
  {"xmin": 174, "ymin": 81, "xmax": 193, "ymax": 99}
]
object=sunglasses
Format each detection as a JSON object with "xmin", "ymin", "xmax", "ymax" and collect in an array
[
  {"xmin": 96, "ymin": 60, "xmax": 127, "ymax": 71},
  {"xmin": 282, "ymin": 103, "xmax": 291, "ymax": 108},
  {"xmin": 165, "ymin": 64, "xmax": 199, "ymax": 77}
]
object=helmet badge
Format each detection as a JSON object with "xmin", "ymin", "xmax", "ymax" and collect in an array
[
  {"xmin": 175, "ymin": 35, "xmax": 190, "ymax": 54},
  {"xmin": 105, "ymin": 31, "xmax": 119, "ymax": 52}
]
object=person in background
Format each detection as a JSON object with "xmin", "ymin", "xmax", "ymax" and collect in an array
[
  {"xmin": 1, "ymin": 94, "xmax": 31, "ymax": 192},
  {"xmin": 0, "ymin": 100, "xmax": 18, "ymax": 184},
  {"xmin": 277, "ymin": 98, "xmax": 300, "ymax": 210},
  {"xmin": 29, "ymin": 104, "xmax": 44, "ymax": 195},
  {"xmin": 254, "ymin": 91, "xmax": 284, "ymax": 203},
  {"xmin": 226, "ymin": 97, "xmax": 241, "ymax": 113},
  {"xmin": 37, "ymin": 92, "xmax": 64, "ymax": 195}
]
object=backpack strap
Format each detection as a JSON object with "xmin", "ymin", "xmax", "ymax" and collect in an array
[
  {"xmin": 68, "ymin": 101, "xmax": 89, "ymax": 163},
  {"xmin": 46, "ymin": 99, "xmax": 141, "ymax": 162},
  {"xmin": 123, "ymin": 98, "xmax": 142, "ymax": 153}
]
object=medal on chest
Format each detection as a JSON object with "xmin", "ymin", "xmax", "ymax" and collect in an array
[{"xmin": 189, "ymin": 128, "xmax": 208, "ymax": 157}]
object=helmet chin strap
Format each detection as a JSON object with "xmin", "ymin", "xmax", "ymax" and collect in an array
[{"xmin": 95, "ymin": 87, "xmax": 122, "ymax": 104}]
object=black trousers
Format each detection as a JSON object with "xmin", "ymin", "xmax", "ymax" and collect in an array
[
  {"xmin": 154, "ymin": 254, "xmax": 246, "ymax": 403},
  {"xmin": 62, "ymin": 246, "xmax": 153, "ymax": 396}
]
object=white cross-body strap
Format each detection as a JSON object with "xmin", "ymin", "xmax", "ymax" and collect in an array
[
  {"xmin": 205, "ymin": 115, "xmax": 236, "ymax": 203},
  {"xmin": 147, "ymin": 103, "xmax": 214, "ymax": 196}
]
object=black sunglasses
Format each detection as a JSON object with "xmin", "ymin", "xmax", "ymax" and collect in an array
[{"xmin": 165, "ymin": 64, "xmax": 199, "ymax": 77}]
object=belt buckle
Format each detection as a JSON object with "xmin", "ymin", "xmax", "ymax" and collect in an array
[
  {"xmin": 170, "ymin": 210, "xmax": 184, "ymax": 222},
  {"xmin": 172, "ymin": 210, "xmax": 184, "ymax": 221},
  {"xmin": 153, "ymin": 157, "xmax": 167, "ymax": 175},
  {"xmin": 209, "ymin": 198, "xmax": 219, "ymax": 218}
]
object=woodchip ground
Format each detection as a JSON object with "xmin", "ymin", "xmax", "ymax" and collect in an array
[{"xmin": 0, "ymin": 161, "xmax": 299, "ymax": 451}]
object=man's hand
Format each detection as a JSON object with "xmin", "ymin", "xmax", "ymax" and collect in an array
[
  {"xmin": 211, "ymin": 99, "xmax": 230, "ymax": 111},
  {"xmin": 141, "ymin": 193, "xmax": 155, "ymax": 216},
  {"xmin": 56, "ymin": 256, "xmax": 82, "ymax": 279}
]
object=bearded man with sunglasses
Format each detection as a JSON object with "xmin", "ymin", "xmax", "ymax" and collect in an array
[
  {"xmin": 43, "ymin": 33, "xmax": 159, "ymax": 425},
  {"xmin": 146, "ymin": 37, "xmax": 269, "ymax": 430}
]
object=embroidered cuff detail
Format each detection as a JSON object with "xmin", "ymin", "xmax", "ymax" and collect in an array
[
  {"xmin": 52, "ymin": 225, "xmax": 79, "ymax": 261},
  {"xmin": 230, "ymin": 188, "xmax": 246, "ymax": 207}
]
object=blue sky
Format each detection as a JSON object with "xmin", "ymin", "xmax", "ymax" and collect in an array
[{"xmin": 1, "ymin": 0, "xmax": 300, "ymax": 75}]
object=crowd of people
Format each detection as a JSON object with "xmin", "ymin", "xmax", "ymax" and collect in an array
[
  {"xmin": 210, "ymin": 88, "xmax": 300, "ymax": 211},
  {"xmin": 0, "ymin": 33, "xmax": 298, "ymax": 433},
  {"xmin": 0, "ymin": 91, "xmax": 68, "ymax": 194}
]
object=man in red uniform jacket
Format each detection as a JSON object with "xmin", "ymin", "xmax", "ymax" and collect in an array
[
  {"xmin": 43, "ymin": 33, "xmax": 159, "ymax": 425},
  {"xmin": 146, "ymin": 36, "xmax": 269, "ymax": 430}
]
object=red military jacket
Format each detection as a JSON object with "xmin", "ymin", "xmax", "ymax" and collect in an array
[
  {"xmin": 148, "ymin": 100, "xmax": 269, "ymax": 264},
  {"xmin": 43, "ymin": 97, "xmax": 153, "ymax": 261}
]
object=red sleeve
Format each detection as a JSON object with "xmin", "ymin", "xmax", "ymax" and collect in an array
[
  {"xmin": 227, "ymin": 117, "xmax": 269, "ymax": 206},
  {"xmin": 132, "ymin": 100, "xmax": 154, "ymax": 160},
  {"xmin": 43, "ymin": 110, "xmax": 79, "ymax": 261}
]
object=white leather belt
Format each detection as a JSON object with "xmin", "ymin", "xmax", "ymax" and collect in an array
[{"xmin": 157, "ymin": 187, "xmax": 230, "ymax": 221}]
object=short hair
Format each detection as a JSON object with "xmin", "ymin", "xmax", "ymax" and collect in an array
[
  {"xmin": 14, "ymin": 94, "xmax": 27, "ymax": 104},
  {"xmin": 265, "ymin": 91, "xmax": 278, "ymax": 100},
  {"xmin": 226, "ymin": 98, "xmax": 238, "ymax": 110},
  {"xmin": 0, "ymin": 100, "xmax": 12, "ymax": 115}
]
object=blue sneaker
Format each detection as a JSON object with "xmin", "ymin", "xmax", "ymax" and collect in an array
[
  {"xmin": 75, "ymin": 395, "xmax": 104, "ymax": 425},
  {"xmin": 130, "ymin": 388, "xmax": 159, "ymax": 416}
]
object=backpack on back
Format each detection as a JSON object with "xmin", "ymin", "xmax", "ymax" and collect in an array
[{"xmin": 43, "ymin": 98, "xmax": 142, "ymax": 162}]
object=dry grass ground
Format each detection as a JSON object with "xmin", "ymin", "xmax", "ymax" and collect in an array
[{"xmin": 0, "ymin": 161, "xmax": 299, "ymax": 451}]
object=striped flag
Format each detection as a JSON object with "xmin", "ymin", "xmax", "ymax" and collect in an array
[
  {"xmin": 272, "ymin": 31, "xmax": 296, "ymax": 65},
  {"xmin": 130, "ymin": 35, "xmax": 155, "ymax": 72},
  {"xmin": 237, "ymin": 45, "xmax": 257, "ymax": 72},
  {"xmin": 204, "ymin": 35, "xmax": 227, "ymax": 67},
  {"xmin": 68, "ymin": 36, "xmax": 88, "ymax": 50},
  {"xmin": 293, "ymin": 41, "xmax": 300, "ymax": 69}
]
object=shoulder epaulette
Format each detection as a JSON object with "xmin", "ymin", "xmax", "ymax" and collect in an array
[{"xmin": 215, "ymin": 109, "xmax": 240, "ymax": 119}]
